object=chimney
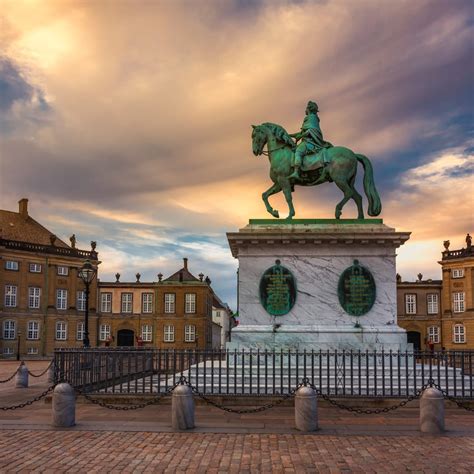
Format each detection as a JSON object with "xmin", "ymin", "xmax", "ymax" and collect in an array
[
  {"xmin": 183, "ymin": 257, "xmax": 188, "ymax": 270},
  {"xmin": 18, "ymin": 198, "xmax": 28, "ymax": 219}
]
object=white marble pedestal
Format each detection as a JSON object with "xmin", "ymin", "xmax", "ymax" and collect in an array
[{"xmin": 227, "ymin": 219, "xmax": 411, "ymax": 352}]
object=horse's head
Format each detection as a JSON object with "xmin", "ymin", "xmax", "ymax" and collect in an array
[{"xmin": 251, "ymin": 124, "xmax": 267, "ymax": 156}]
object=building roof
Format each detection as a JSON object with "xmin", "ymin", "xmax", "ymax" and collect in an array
[
  {"xmin": 162, "ymin": 257, "xmax": 200, "ymax": 283},
  {"xmin": 0, "ymin": 209, "xmax": 69, "ymax": 248}
]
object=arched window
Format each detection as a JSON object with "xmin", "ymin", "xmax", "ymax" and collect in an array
[
  {"xmin": 453, "ymin": 324, "xmax": 466, "ymax": 344},
  {"xmin": 3, "ymin": 320, "xmax": 16, "ymax": 339},
  {"xmin": 427, "ymin": 326, "xmax": 440, "ymax": 344},
  {"xmin": 27, "ymin": 321, "xmax": 40, "ymax": 340},
  {"xmin": 55, "ymin": 321, "xmax": 68, "ymax": 341}
]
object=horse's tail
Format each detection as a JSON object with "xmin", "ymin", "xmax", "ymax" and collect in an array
[{"xmin": 356, "ymin": 154, "xmax": 382, "ymax": 216}]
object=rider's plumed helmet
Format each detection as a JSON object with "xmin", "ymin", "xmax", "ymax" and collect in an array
[{"xmin": 306, "ymin": 101, "xmax": 319, "ymax": 113}]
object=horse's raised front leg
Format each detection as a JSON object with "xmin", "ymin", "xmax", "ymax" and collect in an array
[
  {"xmin": 262, "ymin": 182, "xmax": 282, "ymax": 218},
  {"xmin": 279, "ymin": 178, "xmax": 295, "ymax": 220}
]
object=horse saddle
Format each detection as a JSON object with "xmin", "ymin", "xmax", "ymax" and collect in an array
[{"xmin": 301, "ymin": 148, "xmax": 330, "ymax": 172}]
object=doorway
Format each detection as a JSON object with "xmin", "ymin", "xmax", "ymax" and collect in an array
[
  {"xmin": 117, "ymin": 329, "xmax": 135, "ymax": 346},
  {"xmin": 407, "ymin": 331, "xmax": 421, "ymax": 351}
]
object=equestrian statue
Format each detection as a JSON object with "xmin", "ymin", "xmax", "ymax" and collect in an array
[{"xmin": 251, "ymin": 100, "xmax": 382, "ymax": 220}]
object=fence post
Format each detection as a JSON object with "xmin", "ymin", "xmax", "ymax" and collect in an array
[
  {"xmin": 420, "ymin": 387, "xmax": 444, "ymax": 434},
  {"xmin": 295, "ymin": 385, "xmax": 318, "ymax": 432},
  {"xmin": 15, "ymin": 362, "xmax": 28, "ymax": 388},
  {"xmin": 172, "ymin": 384, "xmax": 195, "ymax": 430},
  {"xmin": 52, "ymin": 383, "xmax": 76, "ymax": 427},
  {"xmin": 48, "ymin": 361, "xmax": 55, "ymax": 384}
]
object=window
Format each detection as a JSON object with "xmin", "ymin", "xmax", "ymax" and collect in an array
[
  {"xmin": 99, "ymin": 324, "xmax": 111, "ymax": 341},
  {"xmin": 3, "ymin": 320, "xmax": 16, "ymax": 339},
  {"xmin": 3, "ymin": 347, "xmax": 13, "ymax": 355},
  {"xmin": 77, "ymin": 290, "xmax": 86, "ymax": 311},
  {"xmin": 4, "ymin": 285, "xmax": 17, "ymax": 307},
  {"xmin": 184, "ymin": 325, "xmax": 196, "ymax": 342},
  {"xmin": 164, "ymin": 293, "xmax": 175, "ymax": 313},
  {"xmin": 185, "ymin": 293, "xmax": 196, "ymax": 314},
  {"xmin": 121, "ymin": 293, "xmax": 133, "ymax": 313},
  {"xmin": 27, "ymin": 347, "xmax": 38, "ymax": 355},
  {"xmin": 142, "ymin": 293, "xmax": 153, "ymax": 313},
  {"xmin": 29, "ymin": 287, "xmax": 41, "ymax": 309},
  {"xmin": 55, "ymin": 321, "xmax": 67, "ymax": 340},
  {"xmin": 56, "ymin": 289, "xmax": 68, "ymax": 310},
  {"xmin": 453, "ymin": 324, "xmax": 466, "ymax": 344},
  {"xmin": 77, "ymin": 322, "xmax": 84, "ymax": 341},
  {"xmin": 141, "ymin": 325, "xmax": 152, "ymax": 342},
  {"xmin": 57, "ymin": 266, "xmax": 69, "ymax": 276},
  {"xmin": 452, "ymin": 268, "xmax": 464, "ymax": 278},
  {"xmin": 101, "ymin": 293, "xmax": 112, "ymax": 313},
  {"xmin": 164, "ymin": 325, "xmax": 175, "ymax": 342},
  {"xmin": 453, "ymin": 292, "xmax": 465, "ymax": 313},
  {"xmin": 27, "ymin": 321, "xmax": 39, "ymax": 340},
  {"xmin": 405, "ymin": 294, "xmax": 416, "ymax": 314},
  {"xmin": 427, "ymin": 326, "xmax": 440, "ymax": 344},
  {"xmin": 29, "ymin": 263, "xmax": 42, "ymax": 273},
  {"xmin": 427, "ymin": 294, "xmax": 438, "ymax": 314},
  {"xmin": 5, "ymin": 260, "xmax": 18, "ymax": 271}
]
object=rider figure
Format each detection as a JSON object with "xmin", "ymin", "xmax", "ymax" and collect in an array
[{"xmin": 288, "ymin": 100, "xmax": 331, "ymax": 180}]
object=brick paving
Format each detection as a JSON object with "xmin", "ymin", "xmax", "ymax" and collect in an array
[{"xmin": 1, "ymin": 361, "xmax": 473, "ymax": 472}]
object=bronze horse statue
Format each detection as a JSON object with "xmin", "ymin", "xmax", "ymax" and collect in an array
[{"xmin": 251, "ymin": 122, "xmax": 382, "ymax": 220}]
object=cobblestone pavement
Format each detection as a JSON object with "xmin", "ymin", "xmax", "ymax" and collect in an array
[
  {"xmin": 1, "ymin": 361, "xmax": 473, "ymax": 472},
  {"xmin": 1, "ymin": 430, "xmax": 473, "ymax": 473}
]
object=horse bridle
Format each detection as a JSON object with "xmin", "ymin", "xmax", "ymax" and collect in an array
[{"xmin": 261, "ymin": 144, "xmax": 288, "ymax": 156}]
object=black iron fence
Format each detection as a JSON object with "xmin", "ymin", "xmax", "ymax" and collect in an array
[{"xmin": 53, "ymin": 348, "xmax": 474, "ymax": 399}]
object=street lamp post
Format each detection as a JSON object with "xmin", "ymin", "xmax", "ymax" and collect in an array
[
  {"xmin": 79, "ymin": 260, "xmax": 97, "ymax": 348},
  {"xmin": 16, "ymin": 331, "xmax": 21, "ymax": 361}
]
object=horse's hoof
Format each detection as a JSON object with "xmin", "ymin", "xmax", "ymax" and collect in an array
[{"xmin": 273, "ymin": 210, "xmax": 279, "ymax": 218}]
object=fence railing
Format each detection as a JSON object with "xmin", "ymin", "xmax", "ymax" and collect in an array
[{"xmin": 53, "ymin": 348, "xmax": 474, "ymax": 399}]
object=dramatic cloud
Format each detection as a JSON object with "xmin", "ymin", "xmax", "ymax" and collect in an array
[{"xmin": 0, "ymin": 0, "xmax": 472, "ymax": 307}]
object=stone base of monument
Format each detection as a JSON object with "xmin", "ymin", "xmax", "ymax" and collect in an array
[{"xmin": 227, "ymin": 219, "xmax": 411, "ymax": 352}]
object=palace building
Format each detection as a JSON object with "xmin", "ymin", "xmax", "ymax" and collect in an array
[
  {"xmin": 97, "ymin": 258, "xmax": 221, "ymax": 350},
  {"xmin": 397, "ymin": 234, "xmax": 474, "ymax": 350},
  {"xmin": 0, "ymin": 199, "xmax": 99, "ymax": 358}
]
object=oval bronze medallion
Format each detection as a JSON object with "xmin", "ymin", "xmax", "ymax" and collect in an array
[
  {"xmin": 259, "ymin": 260, "xmax": 297, "ymax": 316},
  {"xmin": 338, "ymin": 259, "xmax": 376, "ymax": 316}
]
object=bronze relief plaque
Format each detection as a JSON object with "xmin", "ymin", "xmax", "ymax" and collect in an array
[
  {"xmin": 338, "ymin": 259, "xmax": 376, "ymax": 316},
  {"xmin": 259, "ymin": 260, "xmax": 296, "ymax": 316}
]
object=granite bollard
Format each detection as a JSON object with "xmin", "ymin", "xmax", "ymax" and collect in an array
[
  {"xmin": 420, "ymin": 387, "xmax": 444, "ymax": 434},
  {"xmin": 15, "ymin": 362, "xmax": 28, "ymax": 388},
  {"xmin": 295, "ymin": 385, "xmax": 318, "ymax": 432},
  {"xmin": 52, "ymin": 383, "xmax": 76, "ymax": 427},
  {"xmin": 172, "ymin": 384, "xmax": 195, "ymax": 430}
]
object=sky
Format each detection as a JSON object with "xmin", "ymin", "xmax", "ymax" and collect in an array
[{"xmin": 1, "ymin": 0, "xmax": 473, "ymax": 310}]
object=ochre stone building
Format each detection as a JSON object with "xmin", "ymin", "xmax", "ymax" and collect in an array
[
  {"xmin": 0, "ymin": 199, "xmax": 99, "ymax": 358},
  {"xmin": 97, "ymin": 258, "xmax": 220, "ymax": 350},
  {"xmin": 397, "ymin": 235, "xmax": 474, "ymax": 350}
]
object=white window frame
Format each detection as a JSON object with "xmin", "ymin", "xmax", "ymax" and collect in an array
[
  {"xmin": 76, "ymin": 322, "xmax": 85, "ymax": 341},
  {"xmin": 55, "ymin": 321, "xmax": 67, "ymax": 341},
  {"xmin": 29, "ymin": 287, "xmax": 41, "ymax": 309},
  {"xmin": 185, "ymin": 293, "xmax": 196, "ymax": 314},
  {"xmin": 142, "ymin": 293, "xmax": 153, "ymax": 313},
  {"xmin": 99, "ymin": 324, "xmax": 111, "ymax": 341},
  {"xmin": 101, "ymin": 293, "xmax": 112, "ymax": 313},
  {"xmin": 427, "ymin": 326, "xmax": 440, "ymax": 344},
  {"xmin": 164, "ymin": 293, "xmax": 175, "ymax": 313},
  {"xmin": 27, "ymin": 321, "xmax": 40, "ymax": 340},
  {"xmin": 3, "ymin": 347, "xmax": 14, "ymax": 355},
  {"xmin": 141, "ymin": 324, "xmax": 152, "ymax": 342},
  {"xmin": 184, "ymin": 325, "xmax": 196, "ymax": 342},
  {"xmin": 453, "ymin": 292, "xmax": 465, "ymax": 313},
  {"xmin": 5, "ymin": 260, "xmax": 19, "ymax": 271},
  {"xmin": 57, "ymin": 266, "xmax": 69, "ymax": 276},
  {"xmin": 121, "ymin": 293, "xmax": 133, "ymax": 313},
  {"xmin": 76, "ymin": 290, "xmax": 86, "ymax": 311},
  {"xmin": 426, "ymin": 293, "xmax": 438, "ymax": 315},
  {"xmin": 405, "ymin": 294, "xmax": 416, "ymax": 314},
  {"xmin": 29, "ymin": 263, "xmax": 42, "ymax": 273},
  {"xmin": 3, "ymin": 320, "xmax": 16, "ymax": 340},
  {"xmin": 56, "ymin": 289, "xmax": 68, "ymax": 310},
  {"xmin": 164, "ymin": 325, "xmax": 175, "ymax": 342},
  {"xmin": 452, "ymin": 268, "xmax": 464, "ymax": 279},
  {"xmin": 453, "ymin": 324, "xmax": 466, "ymax": 344},
  {"xmin": 5, "ymin": 285, "xmax": 17, "ymax": 307},
  {"xmin": 27, "ymin": 347, "xmax": 38, "ymax": 355}
]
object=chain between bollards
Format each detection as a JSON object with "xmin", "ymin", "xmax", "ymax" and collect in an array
[
  {"xmin": 0, "ymin": 385, "xmax": 56, "ymax": 410},
  {"xmin": 27, "ymin": 360, "xmax": 54, "ymax": 378}
]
